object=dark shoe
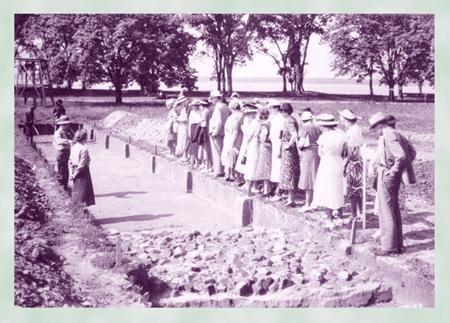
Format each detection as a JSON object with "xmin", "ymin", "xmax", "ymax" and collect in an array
[
  {"xmin": 373, "ymin": 249, "xmax": 399, "ymax": 257},
  {"xmin": 215, "ymin": 173, "xmax": 225, "ymax": 178},
  {"xmin": 225, "ymin": 177, "xmax": 235, "ymax": 182}
]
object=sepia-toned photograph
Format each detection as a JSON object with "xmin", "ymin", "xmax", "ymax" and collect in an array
[{"xmin": 14, "ymin": 13, "xmax": 434, "ymax": 308}]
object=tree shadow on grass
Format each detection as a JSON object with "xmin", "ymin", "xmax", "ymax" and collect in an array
[{"xmin": 94, "ymin": 213, "xmax": 174, "ymax": 225}]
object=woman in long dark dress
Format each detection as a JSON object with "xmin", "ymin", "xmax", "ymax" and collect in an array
[
  {"xmin": 279, "ymin": 103, "xmax": 300, "ymax": 207},
  {"xmin": 70, "ymin": 129, "xmax": 95, "ymax": 209}
]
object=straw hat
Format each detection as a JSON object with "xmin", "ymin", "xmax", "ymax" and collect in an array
[
  {"xmin": 266, "ymin": 99, "xmax": 281, "ymax": 108},
  {"xmin": 209, "ymin": 90, "xmax": 222, "ymax": 99},
  {"xmin": 300, "ymin": 111, "xmax": 313, "ymax": 122},
  {"xmin": 231, "ymin": 92, "xmax": 239, "ymax": 98},
  {"xmin": 165, "ymin": 98, "xmax": 176, "ymax": 109},
  {"xmin": 229, "ymin": 100, "xmax": 242, "ymax": 110},
  {"xmin": 56, "ymin": 115, "xmax": 72, "ymax": 125},
  {"xmin": 339, "ymin": 109, "xmax": 361, "ymax": 121},
  {"xmin": 174, "ymin": 95, "xmax": 188, "ymax": 107},
  {"xmin": 369, "ymin": 112, "xmax": 389, "ymax": 130},
  {"xmin": 317, "ymin": 113, "xmax": 337, "ymax": 126},
  {"xmin": 242, "ymin": 102, "xmax": 258, "ymax": 114}
]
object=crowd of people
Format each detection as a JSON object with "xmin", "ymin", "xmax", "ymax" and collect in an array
[{"xmin": 165, "ymin": 90, "xmax": 417, "ymax": 256}]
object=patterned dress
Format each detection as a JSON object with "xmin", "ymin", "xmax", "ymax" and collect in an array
[
  {"xmin": 279, "ymin": 115, "xmax": 300, "ymax": 190},
  {"xmin": 343, "ymin": 124, "xmax": 363, "ymax": 199},
  {"xmin": 254, "ymin": 122, "xmax": 272, "ymax": 181},
  {"xmin": 298, "ymin": 124, "xmax": 322, "ymax": 190}
]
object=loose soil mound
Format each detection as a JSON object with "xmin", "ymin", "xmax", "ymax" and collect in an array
[{"xmin": 14, "ymin": 156, "xmax": 83, "ymax": 307}]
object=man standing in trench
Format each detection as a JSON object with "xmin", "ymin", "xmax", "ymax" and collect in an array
[
  {"xmin": 369, "ymin": 112, "xmax": 413, "ymax": 256},
  {"xmin": 53, "ymin": 115, "xmax": 74, "ymax": 191},
  {"xmin": 208, "ymin": 90, "xmax": 230, "ymax": 177}
]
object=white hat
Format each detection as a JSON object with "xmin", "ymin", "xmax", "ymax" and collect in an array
[
  {"xmin": 209, "ymin": 90, "xmax": 222, "ymax": 99},
  {"xmin": 229, "ymin": 100, "xmax": 242, "ymax": 110},
  {"xmin": 339, "ymin": 109, "xmax": 361, "ymax": 121},
  {"xmin": 174, "ymin": 95, "xmax": 188, "ymax": 107},
  {"xmin": 317, "ymin": 113, "xmax": 338, "ymax": 126},
  {"xmin": 231, "ymin": 92, "xmax": 239, "ymax": 98},
  {"xmin": 266, "ymin": 99, "xmax": 281, "ymax": 108},
  {"xmin": 301, "ymin": 111, "xmax": 313, "ymax": 122},
  {"xmin": 165, "ymin": 98, "xmax": 176, "ymax": 109}
]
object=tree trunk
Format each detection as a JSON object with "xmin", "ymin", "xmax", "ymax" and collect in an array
[
  {"xmin": 388, "ymin": 85, "xmax": 395, "ymax": 101},
  {"xmin": 282, "ymin": 71, "xmax": 287, "ymax": 93},
  {"xmin": 367, "ymin": 73, "xmax": 373, "ymax": 97},
  {"xmin": 225, "ymin": 63, "xmax": 233, "ymax": 96},
  {"xmin": 398, "ymin": 84, "xmax": 404, "ymax": 101},
  {"xmin": 294, "ymin": 63, "xmax": 301, "ymax": 95},
  {"xmin": 418, "ymin": 80, "xmax": 423, "ymax": 95},
  {"xmin": 114, "ymin": 83, "xmax": 123, "ymax": 104}
]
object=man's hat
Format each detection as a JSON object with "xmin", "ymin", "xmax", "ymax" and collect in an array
[
  {"xmin": 369, "ymin": 112, "xmax": 389, "ymax": 130},
  {"xmin": 56, "ymin": 115, "xmax": 72, "ymax": 125}
]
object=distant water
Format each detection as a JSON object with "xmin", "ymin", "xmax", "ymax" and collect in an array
[
  {"xmin": 168, "ymin": 77, "xmax": 434, "ymax": 95},
  {"xmin": 88, "ymin": 76, "xmax": 434, "ymax": 95}
]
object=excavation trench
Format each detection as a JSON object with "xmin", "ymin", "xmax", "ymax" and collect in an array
[{"xmin": 30, "ymin": 122, "xmax": 433, "ymax": 307}]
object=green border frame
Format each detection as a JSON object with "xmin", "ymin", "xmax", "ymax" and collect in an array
[{"xmin": 1, "ymin": 1, "xmax": 448, "ymax": 322}]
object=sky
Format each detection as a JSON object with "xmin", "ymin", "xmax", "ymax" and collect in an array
[{"xmin": 190, "ymin": 34, "xmax": 335, "ymax": 79}]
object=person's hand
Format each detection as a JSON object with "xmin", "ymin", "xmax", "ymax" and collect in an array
[{"xmin": 70, "ymin": 175, "xmax": 75, "ymax": 181}]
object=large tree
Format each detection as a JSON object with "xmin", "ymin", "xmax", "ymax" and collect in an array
[
  {"xmin": 188, "ymin": 14, "xmax": 255, "ymax": 95},
  {"xmin": 16, "ymin": 14, "xmax": 81, "ymax": 89},
  {"xmin": 326, "ymin": 14, "xmax": 434, "ymax": 101},
  {"xmin": 325, "ymin": 15, "xmax": 377, "ymax": 96},
  {"xmin": 74, "ymin": 14, "xmax": 197, "ymax": 103}
]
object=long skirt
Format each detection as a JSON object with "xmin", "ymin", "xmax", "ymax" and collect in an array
[
  {"xmin": 279, "ymin": 145, "xmax": 300, "ymax": 190},
  {"xmin": 299, "ymin": 147, "xmax": 319, "ymax": 190},
  {"xmin": 189, "ymin": 123, "xmax": 200, "ymax": 158},
  {"xmin": 175, "ymin": 122, "xmax": 188, "ymax": 156},
  {"xmin": 244, "ymin": 140, "xmax": 260, "ymax": 181},
  {"xmin": 255, "ymin": 142, "xmax": 272, "ymax": 181},
  {"xmin": 72, "ymin": 167, "xmax": 95, "ymax": 206},
  {"xmin": 312, "ymin": 155, "xmax": 344, "ymax": 210}
]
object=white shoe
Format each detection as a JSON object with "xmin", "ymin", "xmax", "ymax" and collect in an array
[{"xmin": 298, "ymin": 205, "xmax": 312, "ymax": 213}]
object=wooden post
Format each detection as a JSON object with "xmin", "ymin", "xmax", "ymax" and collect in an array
[
  {"xmin": 242, "ymin": 199, "xmax": 253, "ymax": 227},
  {"xmin": 362, "ymin": 144, "xmax": 367, "ymax": 230},
  {"xmin": 151, "ymin": 155, "xmax": 156, "ymax": 173},
  {"xmin": 186, "ymin": 171, "xmax": 193, "ymax": 193},
  {"xmin": 115, "ymin": 235, "xmax": 123, "ymax": 268},
  {"xmin": 90, "ymin": 128, "xmax": 95, "ymax": 140},
  {"xmin": 153, "ymin": 145, "xmax": 158, "ymax": 156},
  {"xmin": 125, "ymin": 143, "xmax": 130, "ymax": 158},
  {"xmin": 105, "ymin": 135, "xmax": 110, "ymax": 149}
]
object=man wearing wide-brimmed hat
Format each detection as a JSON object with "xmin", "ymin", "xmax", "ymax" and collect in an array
[
  {"xmin": 208, "ymin": 90, "xmax": 230, "ymax": 177},
  {"xmin": 53, "ymin": 115, "xmax": 74, "ymax": 190},
  {"xmin": 369, "ymin": 111, "xmax": 409, "ymax": 256}
]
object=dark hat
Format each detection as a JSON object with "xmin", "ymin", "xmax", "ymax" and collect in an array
[{"xmin": 56, "ymin": 99, "xmax": 63, "ymax": 105}]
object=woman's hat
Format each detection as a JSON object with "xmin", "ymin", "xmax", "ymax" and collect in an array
[
  {"xmin": 56, "ymin": 99, "xmax": 63, "ymax": 105},
  {"xmin": 301, "ymin": 111, "xmax": 313, "ymax": 122},
  {"xmin": 266, "ymin": 99, "xmax": 281, "ymax": 108},
  {"xmin": 229, "ymin": 100, "xmax": 242, "ymax": 110},
  {"xmin": 209, "ymin": 90, "xmax": 222, "ymax": 99},
  {"xmin": 317, "ymin": 113, "xmax": 338, "ymax": 126},
  {"xmin": 242, "ymin": 102, "xmax": 258, "ymax": 114},
  {"xmin": 339, "ymin": 109, "xmax": 361, "ymax": 121},
  {"xmin": 73, "ymin": 129, "xmax": 88, "ymax": 142},
  {"xmin": 369, "ymin": 112, "xmax": 389, "ymax": 129},
  {"xmin": 56, "ymin": 115, "xmax": 72, "ymax": 125},
  {"xmin": 165, "ymin": 98, "xmax": 176, "ymax": 109},
  {"xmin": 174, "ymin": 95, "xmax": 188, "ymax": 107},
  {"xmin": 231, "ymin": 92, "xmax": 239, "ymax": 98}
]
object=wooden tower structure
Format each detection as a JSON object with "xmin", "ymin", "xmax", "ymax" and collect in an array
[{"xmin": 15, "ymin": 58, "xmax": 55, "ymax": 107}]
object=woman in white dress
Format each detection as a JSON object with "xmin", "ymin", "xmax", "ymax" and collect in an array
[
  {"xmin": 311, "ymin": 113, "xmax": 346, "ymax": 219},
  {"xmin": 235, "ymin": 104, "xmax": 258, "ymax": 186},
  {"xmin": 244, "ymin": 108, "xmax": 262, "ymax": 196},
  {"xmin": 174, "ymin": 96, "xmax": 189, "ymax": 160},
  {"xmin": 221, "ymin": 100, "xmax": 244, "ymax": 181}
]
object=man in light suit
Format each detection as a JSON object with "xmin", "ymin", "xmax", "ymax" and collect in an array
[
  {"xmin": 208, "ymin": 90, "xmax": 230, "ymax": 177},
  {"xmin": 369, "ymin": 112, "xmax": 415, "ymax": 256}
]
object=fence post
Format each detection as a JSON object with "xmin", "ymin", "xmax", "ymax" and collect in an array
[{"xmin": 362, "ymin": 144, "xmax": 367, "ymax": 230}]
